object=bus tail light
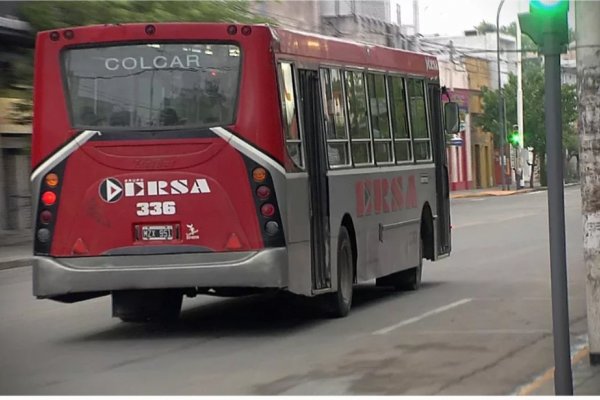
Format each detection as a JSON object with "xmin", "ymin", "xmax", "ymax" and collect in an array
[
  {"xmin": 35, "ymin": 167, "xmax": 64, "ymax": 255},
  {"xmin": 256, "ymin": 185, "xmax": 271, "ymax": 199},
  {"xmin": 253, "ymin": 167, "xmax": 267, "ymax": 183},
  {"xmin": 39, "ymin": 210, "xmax": 52, "ymax": 224},
  {"xmin": 45, "ymin": 173, "xmax": 59, "ymax": 187},
  {"xmin": 42, "ymin": 191, "xmax": 56, "ymax": 206},
  {"xmin": 37, "ymin": 229, "xmax": 51, "ymax": 243},
  {"xmin": 245, "ymin": 159, "xmax": 285, "ymax": 248},
  {"xmin": 225, "ymin": 233, "xmax": 242, "ymax": 250},
  {"xmin": 261, "ymin": 203, "xmax": 276, "ymax": 217},
  {"xmin": 227, "ymin": 25, "xmax": 238, "ymax": 35},
  {"xmin": 265, "ymin": 221, "xmax": 280, "ymax": 236}
]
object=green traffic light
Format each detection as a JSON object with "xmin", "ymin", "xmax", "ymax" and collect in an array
[
  {"xmin": 530, "ymin": 0, "xmax": 569, "ymax": 14},
  {"xmin": 519, "ymin": 0, "xmax": 569, "ymax": 50},
  {"xmin": 509, "ymin": 132, "xmax": 521, "ymax": 147}
]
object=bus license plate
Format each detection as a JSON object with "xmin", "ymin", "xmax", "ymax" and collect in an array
[{"xmin": 141, "ymin": 225, "xmax": 174, "ymax": 241}]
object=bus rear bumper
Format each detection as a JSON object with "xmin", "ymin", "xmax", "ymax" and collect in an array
[{"xmin": 33, "ymin": 249, "xmax": 288, "ymax": 298}]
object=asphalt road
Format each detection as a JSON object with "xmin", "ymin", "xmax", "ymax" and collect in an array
[{"xmin": 0, "ymin": 186, "xmax": 589, "ymax": 395}]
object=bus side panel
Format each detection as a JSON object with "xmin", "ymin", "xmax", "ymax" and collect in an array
[
  {"xmin": 284, "ymin": 174, "xmax": 313, "ymax": 295},
  {"xmin": 328, "ymin": 166, "xmax": 436, "ymax": 283}
]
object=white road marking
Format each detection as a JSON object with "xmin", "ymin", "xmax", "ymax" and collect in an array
[
  {"xmin": 372, "ymin": 298, "xmax": 473, "ymax": 335},
  {"xmin": 406, "ymin": 329, "xmax": 551, "ymax": 335},
  {"xmin": 524, "ymin": 191, "xmax": 545, "ymax": 195}
]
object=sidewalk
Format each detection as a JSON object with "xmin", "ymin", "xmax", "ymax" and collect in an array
[
  {"xmin": 523, "ymin": 347, "xmax": 600, "ymax": 395},
  {"xmin": 0, "ymin": 230, "xmax": 32, "ymax": 270},
  {"xmin": 451, "ymin": 182, "xmax": 580, "ymax": 200},
  {"xmin": 450, "ymin": 186, "xmax": 537, "ymax": 199}
]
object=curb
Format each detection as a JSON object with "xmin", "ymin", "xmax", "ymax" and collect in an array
[
  {"xmin": 451, "ymin": 183, "xmax": 579, "ymax": 200},
  {"xmin": 450, "ymin": 188, "xmax": 537, "ymax": 199},
  {"xmin": 0, "ymin": 258, "xmax": 33, "ymax": 270}
]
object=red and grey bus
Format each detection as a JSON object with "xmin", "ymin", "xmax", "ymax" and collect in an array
[{"xmin": 31, "ymin": 23, "xmax": 459, "ymax": 321}]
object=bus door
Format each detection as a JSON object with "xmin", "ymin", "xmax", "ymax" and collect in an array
[
  {"xmin": 427, "ymin": 84, "xmax": 451, "ymax": 256},
  {"xmin": 298, "ymin": 69, "xmax": 331, "ymax": 290}
]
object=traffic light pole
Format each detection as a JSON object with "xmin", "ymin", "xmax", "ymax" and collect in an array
[{"xmin": 544, "ymin": 32, "xmax": 573, "ymax": 395}]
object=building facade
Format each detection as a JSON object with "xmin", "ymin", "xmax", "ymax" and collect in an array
[
  {"xmin": 425, "ymin": 31, "xmax": 518, "ymax": 89},
  {"xmin": 0, "ymin": 2, "xmax": 33, "ymax": 232}
]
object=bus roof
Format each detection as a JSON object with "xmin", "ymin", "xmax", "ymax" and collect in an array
[
  {"xmin": 272, "ymin": 26, "xmax": 439, "ymax": 78},
  {"xmin": 36, "ymin": 22, "xmax": 439, "ymax": 79}
]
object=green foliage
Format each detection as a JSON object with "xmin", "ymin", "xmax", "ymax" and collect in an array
[
  {"xmin": 474, "ymin": 20, "xmax": 497, "ymax": 34},
  {"xmin": 477, "ymin": 61, "xmax": 578, "ymax": 186},
  {"xmin": 5, "ymin": 1, "xmax": 270, "ymax": 124},
  {"xmin": 18, "ymin": 1, "xmax": 267, "ymax": 32}
]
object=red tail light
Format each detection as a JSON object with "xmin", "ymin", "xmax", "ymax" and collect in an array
[
  {"xmin": 39, "ymin": 210, "xmax": 52, "ymax": 224},
  {"xmin": 42, "ymin": 191, "xmax": 56, "ymax": 206},
  {"xmin": 261, "ymin": 203, "xmax": 275, "ymax": 217},
  {"xmin": 256, "ymin": 185, "xmax": 271, "ymax": 200}
]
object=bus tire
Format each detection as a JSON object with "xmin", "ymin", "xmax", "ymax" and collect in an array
[
  {"xmin": 376, "ymin": 240, "xmax": 423, "ymax": 291},
  {"xmin": 321, "ymin": 226, "xmax": 353, "ymax": 318},
  {"xmin": 112, "ymin": 289, "xmax": 183, "ymax": 323}
]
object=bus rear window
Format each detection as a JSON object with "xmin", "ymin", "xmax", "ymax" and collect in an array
[{"xmin": 62, "ymin": 43, "xmax": 241, "ymax": 129}]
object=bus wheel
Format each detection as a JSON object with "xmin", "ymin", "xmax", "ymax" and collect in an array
[
  {"xmin": 321, "ymin": 226, "xmax": 354, "ymax": 318},
  {"xmin": 376, "ymin": 240, "xmax": 423, "ymax": 291},
  {"xmin": 112, "ymin": 289, "xmax": 183, "ymax": 323}
]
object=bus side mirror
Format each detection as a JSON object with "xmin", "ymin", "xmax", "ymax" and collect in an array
[{"xmin": 444, "ymin": 102, "xmax": 460, "ymax": 134}]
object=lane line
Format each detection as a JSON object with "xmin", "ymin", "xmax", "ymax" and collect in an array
[
  {"xmin": 372, "ymin": 298, "xmax": 472, "ymax": 335},
  {"xmin": 404, "ymin": 329, "xmax": 551, "ymax": 335}
]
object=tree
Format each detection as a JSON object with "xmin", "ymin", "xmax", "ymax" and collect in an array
[
  {"xmin": 576, "ymin": 0, "xmax": 600, "ymax": 365},
  {"xmin": 477, "ymin": 61, "xmax": 578, "ymax": 187},
  {"xmin": 474, "ymin": 20, "xmax": 497, "ymax": 34},
  {"xmin": 5, "ymin": 1, "xmax": 267, "ymax": 126},
  {"xmin": 18, "ymin": 1, "xmax": 266, "ymax": 32}
]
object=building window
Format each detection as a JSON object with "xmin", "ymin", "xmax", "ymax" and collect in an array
[
  {"xmin": 388, "ymin": 76, "xmax": 412, "ymax": 163},
  {"xmin": 321, "ymin": 68, "xmax": 350, "ymax": 167},
  {"xmin": 367, "ymin": 73, "xmax": 393, "ymax": 164},
  {"xmin": 278, "ymin": 62, "xmax": 303, "ymax": 168},
  {"xmin": 407, "ymin": 79, "xmax": 431, "ymax": 161},
  {"xmin": 345, "ymin": 70, "xmax": 372, "ymax": 165}
]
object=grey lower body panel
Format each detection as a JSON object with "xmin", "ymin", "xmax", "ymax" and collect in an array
[{"xmin": 33, "ymin": 248, "xmax": 288, "ymax": 298}]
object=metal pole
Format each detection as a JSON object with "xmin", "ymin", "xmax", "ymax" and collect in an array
[
  {"xmin": 544, "ymin": 32, "xmax": 573, "ymax": 395},
  {"xmin": 496, "ymin": 0, "xmax": 506, "ymax": 190},
  {"xmin": 517, "ymin": 16, "xmax": 525, "ymax": 188}
]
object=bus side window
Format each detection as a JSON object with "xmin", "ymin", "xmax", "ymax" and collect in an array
[
  {"xmin": 367, "ymin": 73, "xmax": 393, "ymax": 164},
  {"xmin": 278, "ymin": 62, "xmax": 304, "ymax": 169},
  {"xmin": 344, "ymin": 70, "xmax": 372, "ymax": 165},
  {"xmin": 407, "ymin": 79, "xmax": 432, "ymax": 162},
  {"xmin": 388, "ymin": 76, "xmax": 412, "ymax": 163},
  {"xmin": 320, "ymin": 68, "xmax": 350, "ymax": 167}
]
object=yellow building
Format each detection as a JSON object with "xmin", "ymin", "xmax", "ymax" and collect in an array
[{"xmin": 464, "ymin": 57, "xmax": 495, "ymax": 189}]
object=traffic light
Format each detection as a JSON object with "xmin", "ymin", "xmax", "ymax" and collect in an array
[
  {"xmin": 508, "ymin": 129, "xmax": 521, "ymax": 147},
  {"xmin": 518, "ymin": 0, "xmax": 569, "ymax": 52}
]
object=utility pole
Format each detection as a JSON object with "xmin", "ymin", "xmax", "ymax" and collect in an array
[
  {"xmin": 520, "ymin": 0, "xmax": 572, "ymax": 394},
  {"xmin": 413, "ymin": 0, "xmax": 420, "ymax": 52},
  {"xmin": 517, "ymin": 14, "xmax": 526, "ymax": 189},
  {"xmin": 496, "ymin": 0, "xmax": 507, "ymax": 190},
  {"xmin": 576, "ymin": 0, "xmax": 600, "ymax": 366}
]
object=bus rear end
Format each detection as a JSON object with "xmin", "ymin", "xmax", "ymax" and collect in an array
[{"xmin": 31, "ymin": 23, "xmax": 288, "ymax": 321}]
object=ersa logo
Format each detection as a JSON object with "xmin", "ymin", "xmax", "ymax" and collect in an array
[
  {"xmin": 425, "ymin": 57, "xmax": 439, "ymax": 71},
  {"xmin": 355, "ymin": 175, "xmax": 417, "ymax": 217},
  {"xmin": 98, "ymin": 177, "xmax": 211, "ymax": 203}
]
